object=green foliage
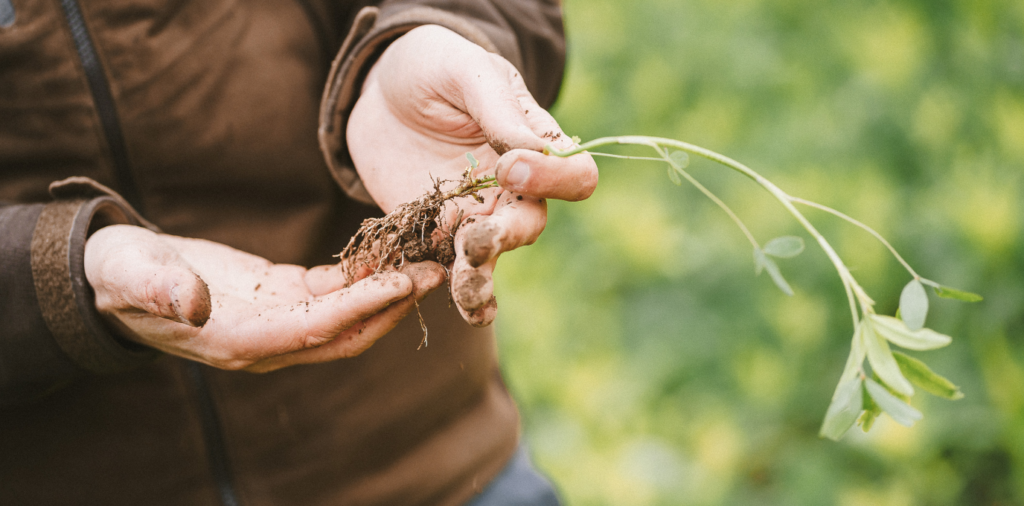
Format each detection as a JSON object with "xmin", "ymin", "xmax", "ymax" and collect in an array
[
  {"xmin": 819, "ymin": 377, "xmax": 863, "ymax": 440},
  {"xmin": 494, "ymin": 0, "xmax": 1024, "ymax": 504},
  {"xmin": 862, "ymin": 319, "xmax": 915, "ymax": 396},
  {"xmin": 933, "ymin": 285, "xmax": 984, "ymax": 302},
  {"xmin": 899, "ymin": 279, "xmax": 929, "ymax": 330},
  {"xmin": 870, "ymin": 314, "xmax": 952, "ymax": 351},
  {"xmin": 894, "ymin": 351, "xmax": 965, "ymax": 400},
  {"xmin": 864, "ymin": 377, "xmax": 923, "ymax": 427},
  {"xmin": 763, "ymin": 236, "xmax": 805, "ymax": 259}
]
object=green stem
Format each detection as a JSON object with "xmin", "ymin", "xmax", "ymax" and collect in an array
[
  {"xmin": 789, "ymin": 197, "xmax": 921, "ymax": 280},
  {"xmin": 647, "ymin": 144, "xmax": 760, "ymax": 250},
  {"xmin": 547, "ymin": 136, "xmax": 870, "ymax": 327}
]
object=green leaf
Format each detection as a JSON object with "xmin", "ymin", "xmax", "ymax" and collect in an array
[
  {"xmin": 933, "ymin": 285, "xmax": 983, "ymax": 302},
  {"xmin": 667, "ymin": 165, "xmax": 682, "ymax": 185},
  {"xmin": 819, "ymin": 377, "xmax": 864, "ymax": 441},
  {"xmin": 763, "ymin": 236, "xmax": 805, "ymax": 258},
  {"xmin": 838, "ymin": 327, "xmax": 867, "ymax": 384},
  {"xmin": 668, "ymin": 150, "xmax": 690, "ymax": 170},
  {"xmin": 466, "ymin": 152, "xmax": 479, "ymax": 169},
  {"xmin": 864, "ymin": 377, "xmax": 923, "ymax": 427},
  {"xmin": 861, "ymin": 320, "xmax": 914, "ymax": 396},
  {"xmin": 857, "ymin": 389, "xmax": 882, "ymax": 432},
  {"xmin": 868, "ymin": 315, "xmax": 952, "ymax": 351},
  {"xmin": 893, "ymin": 351, "xmax": 965, "ymax": 400},
  {"xmin": 754, "ymin": 249, "xmax": 793, "ymax": 296},
  {"xmin": 899, "ymin": 279, "xmax": 929, "ymax": 331}
]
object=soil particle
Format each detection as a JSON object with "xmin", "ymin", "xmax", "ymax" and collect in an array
[
  {"xmin": 516, "ymin": 195, "xmax": 523, "ymax": 201},
  {"xmin": 401, "ymin": 231, "xmax": 434, "ymax": 262},
  {"xmin": 487, "ymin": 135, "xmax": 512, "ymax": 156},
  {"xmin": 435, "ymin": 236, "xmax": 456, "ymax": 265},
  {"xmin": 254, "ymin": 283, "xmax": 261, "ymax": 291},
  {"xmin": 542, "ymin": 131, "xmax": 563, "ymax": 142}
]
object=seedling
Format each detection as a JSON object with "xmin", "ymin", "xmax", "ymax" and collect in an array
[
  {"xmin": 339, "ymin": 135, "xmax": 980, "ymax": 441},
  {"xmin": 545, "ymin": 136, "xmax": 980, "ymax": 441}
]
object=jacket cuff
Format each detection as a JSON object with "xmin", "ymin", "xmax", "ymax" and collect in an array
[
  {"xmin": 30, "ymin": 177, "xmax": 159, "ymax": 376},
  {"xmin": 318, "ymin": 6, "xmax": 501, "ymax": 205}
]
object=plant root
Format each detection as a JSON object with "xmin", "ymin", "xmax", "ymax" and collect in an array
[{"xmin": 338, "ymin": 169, "xmax": 497, "ymax": 283}]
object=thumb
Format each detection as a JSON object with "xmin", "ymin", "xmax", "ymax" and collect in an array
[
  {"xmin": 85, "ymin": 225, "xmax": 212, "ymax": 327},
  {"xmin": 128, "ymin": 266, "xmax": 212, "ymax": 327},
  {"xmin": 460, "ymin": 55, "xmax": 547, "ymax": 155}
]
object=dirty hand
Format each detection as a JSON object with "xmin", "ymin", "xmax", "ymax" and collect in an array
[
  {"xmin": 347, "ymin": 24, "xmax": 598, "ymax": 326},
  {"xmin": 84, "ymin": 225, "xmax": 445, "ymax": 372}
]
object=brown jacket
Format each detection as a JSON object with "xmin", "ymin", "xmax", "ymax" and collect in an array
[{"xmin": 0, "ymin": 0, "xmax": 565, "ymax": 504}]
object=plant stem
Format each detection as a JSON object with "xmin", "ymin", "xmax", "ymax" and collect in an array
[
  {"xmin": 547, "ymin": 136, "xmax": 869, "ymax": 327},
  {"xmin": 648, "ymin": 143, "xmax": 760, "ymax": 249},
  {"xmin": 789, "ymin": 197, "xmax": 921, "ymax": 280}
]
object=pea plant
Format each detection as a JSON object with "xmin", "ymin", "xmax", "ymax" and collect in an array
[
  {"xmin": 339, "ymin": 135, "xmax": 980, "ymax": 440},
  {"xmin": 545, "ymin": 136, "xmax": 981, "ymax": 440}
]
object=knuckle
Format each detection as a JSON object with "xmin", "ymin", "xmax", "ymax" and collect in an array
[
  {"xmin": 300, "ymin": 332, "xmax": 335, "ymax": 350},
  {"xmin": 213, "ymin": 357, "xmax": 253, "ymax": 371}
]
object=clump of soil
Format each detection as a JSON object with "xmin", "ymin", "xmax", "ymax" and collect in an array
[{"xmin": 338, "ymin": 170, "xmax": 496, "ymax": 280}]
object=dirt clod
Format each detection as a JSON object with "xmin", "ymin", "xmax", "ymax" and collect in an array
[{"xmin": 338, "ymin": 171, "xmax": 496, "ymax": 280}]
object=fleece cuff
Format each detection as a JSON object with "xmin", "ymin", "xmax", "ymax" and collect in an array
[{"xmin": 30, "ymin": 177, "xmax": 159, "ymax": 375}]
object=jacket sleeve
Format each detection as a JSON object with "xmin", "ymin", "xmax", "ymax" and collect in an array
[
  {"xmin": 0, "ymin": 178, "xmax": 159, "ymax": 407},
  {"xmin": 318, "ymin": 0, "xmax": 566, "ymax": 204}
]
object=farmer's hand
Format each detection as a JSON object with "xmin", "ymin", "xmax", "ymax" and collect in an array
[
  {"xmin": 84, "ymin": 225, "xmax": 445, "ymax": 372},
  {"xmin": 347, "ymin": 24, "xmax": 598, "ymax": 326}
]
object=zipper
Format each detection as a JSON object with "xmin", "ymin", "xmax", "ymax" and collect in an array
[
  {"xmin": 57, "ymin": 3, "xmax": 240, "ymax": 504},
  {"xmin": 57, "ymin": 0, "xmax": 143, "ymax": 211},
  {"xmin": 184, "ymin": 362, "xmax": 242, "ymax": 506}
]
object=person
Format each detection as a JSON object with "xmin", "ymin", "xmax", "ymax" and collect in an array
[{"xmin": 0, "ymin": 1, "xmax": 597, "ymax": 505}]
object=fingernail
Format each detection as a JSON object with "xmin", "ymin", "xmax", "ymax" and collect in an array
[
  {"xmin": 169, "ymin": 284, "xmax": 192, "ymax": 326},
  {"xmin": 504, "ymin": 161, "xmax": 530, "ymax": 189}
]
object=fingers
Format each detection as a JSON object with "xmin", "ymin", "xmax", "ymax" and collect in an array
[
  {"xmin": 458, "ymin": 195, "xmax": 547, "ymax": 268},
  {"xmin": 461, "ymin": 56, "xmax": 599, "ymax": 201},
  {"xmin": 303, "ymin": 262, "xmax": 373, "ymax": 296},
  {"xmin": 119, "ymin": 265, "xmax": 211, "ymax": 327},
  {"xmin": 85, "ymin": 225, "xmax": 212, "ymax": 328},
  {"xmin": 451, "ymin": 255, "xmax": 498, "ymax": 328},
  {"xmin": 247, "ymin": 262, "xmax": 446, "ymax": 371},
  {"xmin": 459, "ymin": 56, "xmax": 547, "ymax": 156},
  {"xmin": 156, "ymin": 268, "xmax": 212, "ymax": 327},
  {"xmin": 448, "ymin": 197, "xmax": 546, "ymax": 327},
  {"xmin": 279, "ymin": 272, "xmax": 413, "ymax": 351},
  {"xmin": 495, "ymin": 148, "xmax": 599, "ymax": 201}
]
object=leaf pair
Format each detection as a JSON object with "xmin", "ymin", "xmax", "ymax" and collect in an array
[
  {"xmin": 754, "ymin": 236, "xmax": 805, "ymax": 296},
  {"xmin": 899, "ymin": 278, "xmax": 982, "ymax": 330},
  {"xmin": 665, "ymin": 150, "xmax": 689, "ymax": 185}
]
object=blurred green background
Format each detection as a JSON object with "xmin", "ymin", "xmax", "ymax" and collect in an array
[{"xmin": 492, "ymin": 0, "xmax": 1024, "ymax": 504}]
